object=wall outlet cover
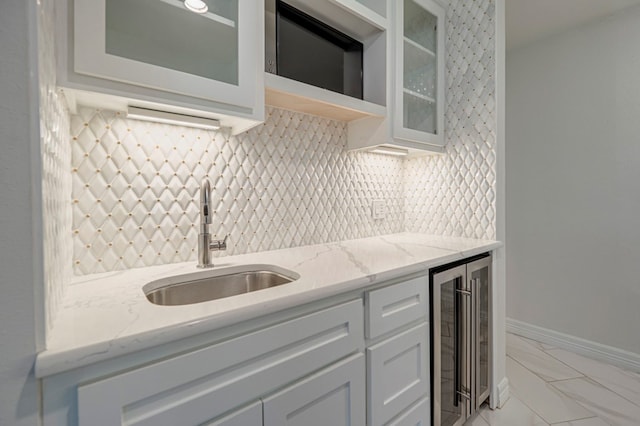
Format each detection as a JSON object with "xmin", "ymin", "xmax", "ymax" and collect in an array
[{"xmin": 372, "ymin": 200, "xmax": 386, "ymax": 220}]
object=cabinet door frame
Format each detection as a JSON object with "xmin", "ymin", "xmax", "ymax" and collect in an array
[
  {"xmin": 263, "ymin": 354, "xmax": 366, "ymax": 426},
  {"xmin": 203, "ymin": 401, "xmax": 262, "ymax": 426},
  {"xmin": 72, "ymin": 0, "xmax": 259, "ymax": 108},
  {"xmin": 393, "ymin": 0, "xmax": 445, "ymax": 147},
  {"xmin": 367, "ymin": 323, "xmax": 429, "ymax": 426},
  {"xmin": 467, "ymin": 255, "xmax": 493, "ymax": 410},
  {"xmin": 76, "ymin": 300, "xmax": 363, "ymax": 426}
]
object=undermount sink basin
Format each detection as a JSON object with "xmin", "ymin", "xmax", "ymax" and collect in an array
[{"xmin": 143, "ymin": 265, "xmax": 299, "ymax": 306}]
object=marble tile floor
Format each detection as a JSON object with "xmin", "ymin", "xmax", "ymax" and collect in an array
[{"xmin": 466, "ymin": 333, "xmax": 640, "ymax": 426}]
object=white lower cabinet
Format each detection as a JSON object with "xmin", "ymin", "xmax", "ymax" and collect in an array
[
  {"xmin": 366, "ymin": 275, "xmax": 428, "ymax": 339},
  {"xmin": 387, "ymin": 398, "xmax": 430, "ymax": 426},
  {"xmin": 367, "ymin": 323, "xmax": 429, "ymax": 425},
  {"xmin": 42, "ymin": 273, "xmax": 437, "ymax": 426},
  {"xmin": 203, "ymin": 401, "xmax": 263, "ymax": 426},
  {"xmin": 263, "ymin": 354, "xmax": 365, "ymax": 426},
  {"xmin": 75, "ymin": 300, "xmax": 363, "ymax": 426},
  {"xmin": 365, "ymin": 275, "xmax": 430, "ymax": 426}
]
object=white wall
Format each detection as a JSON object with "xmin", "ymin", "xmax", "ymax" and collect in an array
[
  {"xmin": 506, "ymin": 5, "xmax": 640, "ymax": 355},
  {"xmin": 0, "ymin": 1, "xmax": 43, "ymax": 425}
]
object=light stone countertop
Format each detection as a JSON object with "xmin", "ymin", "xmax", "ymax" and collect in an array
[{"xmin": 36, "ymin": 233, "xmax": 501, "ymax": 378}]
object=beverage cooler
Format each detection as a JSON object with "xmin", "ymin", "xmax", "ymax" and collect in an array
[{"xmin": 430, "ymin": 253, "xmax": 492, "ymax": 426}]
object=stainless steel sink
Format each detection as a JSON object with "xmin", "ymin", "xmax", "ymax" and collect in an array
[{"xmin": 143, "ymin": 265, "xmax": 299, "ymax": 306}]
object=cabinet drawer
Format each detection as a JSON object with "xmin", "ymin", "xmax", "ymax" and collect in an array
[
  {"xmin": 263, "ymin": 354, "xmax": 365, "ymax": 426},
  {"xmin": 367, "ymin": 323, "xmax": 429, "ymax": 426},
  {"xmin": 387, "ymin": 397, "xmax": 430, "ymax": 426},
  {"xmin": 366, "ymin": 275, "xmax": 428, "ymax": 339},
  {"xmin": 77, "ymin": 299, "xmax": 363, "ymax": 426}
]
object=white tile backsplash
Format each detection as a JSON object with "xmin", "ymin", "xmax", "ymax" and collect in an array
[
  {"xmin": 38, "ymin": 0, "xmax": 72, "ymax": 331},
  {"xmin": 49, "ymin": 0, "xmax": 498, "ymax": 280},
  {"xmin": 71, "ymin": 107, "xmax": 405, "ymax": 275},
  {"xmin": 404, "ymin": 0, "xmax": 497, "ymax": 240}
]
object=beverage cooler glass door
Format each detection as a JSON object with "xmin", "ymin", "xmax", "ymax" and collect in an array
[
  {"xmin": 469, "ymin": 256, "xmax": 492, "ymax": 410},
  {"xmin": 432, "ymin": 265, "xmax": 468, "ymax": 426}
]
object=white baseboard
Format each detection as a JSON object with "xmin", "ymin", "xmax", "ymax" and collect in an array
[
  {"xmin": 507, "ymin": 318, "xmax": 640, "ymax": 373},
  {"xmin": 492, "ymin": 377, "xmax": 509, "ymax": 409}
]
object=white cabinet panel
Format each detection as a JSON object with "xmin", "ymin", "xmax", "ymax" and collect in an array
[
  {"xmin": 73, "ymin": 0, "xmax": 257, "ymax": 108},
  {"xmin": 392, "ymin": 0, "xmax": 445, "ymax": 149},
  {"xmin": 57, "ymin": 0, "xmax": 264, "ymax": 133},
  {"xmin": 77, "ymin": 300, "xmax": 362, "ymax": 426},
  {"xmin": 263, "ymin": 354, "xmax": 365, "ymax": 426},
  {"xmin": 367, "ymin": 323, "xmax": 429, "ymax": 426},
  {"xmin": 366, "ymin": 275, "xmax": 428, "ymax": 339},
  {"xmin": 203, "ymin": 401, "xmax": 262, "ymax": 426},
  {"xmin": 387, "ymin": 397, "xmax": 430, "ymax": 426}
]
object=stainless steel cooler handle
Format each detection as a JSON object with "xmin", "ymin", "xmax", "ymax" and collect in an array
[{"xmin": 456, "ymin": 284, "xmax": 472, "ymax": 407}]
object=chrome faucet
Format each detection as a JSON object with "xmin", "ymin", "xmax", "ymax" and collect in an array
[{"xmin": 198, "ymin": 178, "xmax": 227, "ymax": 268}]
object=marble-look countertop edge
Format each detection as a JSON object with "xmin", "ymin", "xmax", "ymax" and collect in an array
[{"xmin": 36, "ymin": 234, "xmax": 502, "ymax": 378}]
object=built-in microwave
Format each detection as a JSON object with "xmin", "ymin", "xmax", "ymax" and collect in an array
[{"xmin": 265, "ymin": 0, "xmax": 364, "ymax": 99}]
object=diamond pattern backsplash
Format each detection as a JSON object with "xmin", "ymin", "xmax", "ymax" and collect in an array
[
  {"xmin": 39, "ymin": 0, "xmax": 72, "ymax": 330},
  {"xmin": 71, "ymin": 107, "xmax": 405, "ymax": 275},
  {"xmin": 404, "ymin": 0, "xmax": 496, "ymax": 240},
  {"xmin": 66, "ymin": 0, "xmax": 496, "ymax": 276}
]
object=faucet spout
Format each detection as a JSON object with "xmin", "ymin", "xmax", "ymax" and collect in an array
[{"xmin": 197, "ymin": 178, "xmax": 227, "ymax": 268}]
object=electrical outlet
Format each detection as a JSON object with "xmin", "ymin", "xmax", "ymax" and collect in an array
[{"xmin": 372, "ymin": 200, "xmax": 386, "ymax": 220}]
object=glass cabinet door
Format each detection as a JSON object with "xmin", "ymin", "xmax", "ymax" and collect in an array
[
  {"xmin": 394, "ymin": 0, "xmax": 445, "ymax": 147},
  {"xmin": 105, "ymin": 0, "xmax": 239, "ymax": 84},
  {"xmin": 73, "ymin": 0, "xmax": 259, "ymax": 109},
  {"xmin": 403, "ymin": 0, "xmax": 437, "ymax": 133}
]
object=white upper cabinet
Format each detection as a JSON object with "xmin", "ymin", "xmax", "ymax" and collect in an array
[
  {"xmin": 393, "ymin": 0, "xmax": 444, "ymax": 146},
  {"xmin": 347, "ymin": 0, "xmax": 445, "ymax": 155},
  {"xmin": 57, "ymin": 0, "xmax": 264, "ymax": 134},
  {"xmin": 393, "ymin": 0, "xmax": 445, "ymax": 149}
]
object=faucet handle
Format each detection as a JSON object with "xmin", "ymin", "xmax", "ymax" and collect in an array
[{"xmin": 210, "ymin": 234, "xmax": 228, "ymax": 251}]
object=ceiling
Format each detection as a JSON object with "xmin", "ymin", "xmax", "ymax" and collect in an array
[{"xmin": 506, "ymin": 0, "xmax": 640, "ymax": 51}]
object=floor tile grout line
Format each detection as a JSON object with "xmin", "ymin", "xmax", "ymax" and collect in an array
[
  {"xmin": 556, "ymin": 374, "xmax": 640, "ymax": 412},
  {"xmin": 547, "ymin": 379, "xmax": 633, "ymax": 426},
  {"xmin": 533, "ymin": 333, "xmax": 640, "ymax": 378},
  {"xmin": 511, "ymin": 333, "xmax": 640, "ymax": 409},
  {"xmin": 506, "ymin": 354, "xmax": 597, "ymax": 424},
  {"xmin": 502, "ymin": 359, "xmax": 555, "ymax": 424},
  {"xmin": 548, "ymin": 415, "xmax": 600, "ymax": 425},
  {"xmin": 539, "ymin": 344, "xmax": 640, "ymax": 410},
  {"xmin": 478, "ymin": 334, "xmax": 639, "ymax": 425},
  {"xmin": 506, "ymin": 351, "xmax": 586, "ymax": 385},
  {"xmin": 508, "ymin": 333, "xmax": 585, "ymax": 381}
]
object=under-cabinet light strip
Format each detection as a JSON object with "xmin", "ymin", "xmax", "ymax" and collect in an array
[
  {"xmin": 126, "ymin": 106, "xmax": 221, "ymax": 130},
  {"xmin": 369, "ymin": 146, "xmax": 409, "ymax": 156}
]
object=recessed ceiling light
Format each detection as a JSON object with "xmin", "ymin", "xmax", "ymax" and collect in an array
[{"xmin": 184, "ymin": 0, "xmax": 208, "ymax": 14}]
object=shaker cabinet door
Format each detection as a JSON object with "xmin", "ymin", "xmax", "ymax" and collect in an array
[
  {"xmin": 263, "ymin": 354, "xmax": 366, "ymax": 426},
  {"xmin": 367, "ymin": 323, "xmax": 429, "ymax": 426},
  {"xmin": 77, "ymin": 300, "xmax": 362, "ymax": 426},
  {"xmin": 202, "ymin": 401, "xmax": 262, "ymax": 426}
]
